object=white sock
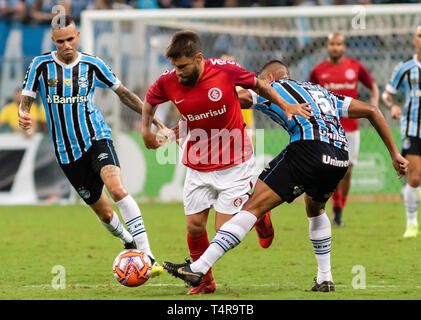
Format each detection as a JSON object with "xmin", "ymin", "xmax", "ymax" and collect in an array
[
  {"xmin": 117, "ymin": 195, "xmax": 154, "ymax": 260},
  {"xmin": 403, "ymin": 184, "xmax": 418, "ymax": 227},
  {"xmin": 101, "ymin": 211, "xmax": 133, "ymax": 244},
  {"xmin": 190, "ymin": 210, "xmax": 257, "ymax": 274},
  {"xmin": 308, "ymin": 212, "xmax": 332, "ymax": 284}
]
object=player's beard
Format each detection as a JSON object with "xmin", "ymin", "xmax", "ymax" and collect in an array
[{"xmin": 179, "ymin": 67, "xmax": 200, "ymax": 86}]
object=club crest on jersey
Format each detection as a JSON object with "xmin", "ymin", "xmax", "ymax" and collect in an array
[
  {"xmin": 64, "ymin": 79, "xmax": 71, "ymax": 86},
  {"xmin": 345, "ymin": 69, "xmax": 356, "ymax": 80},
  {"xmin": 78, "ymin": 76, "xmax": 88, "ymax": 88},
  {"xmin": 208, "ymin": 88, "xmax": 222, "ymax": 102},
  {"xmin": 48, "ymin": 78, "xmax": 58, "ymax": 87}
]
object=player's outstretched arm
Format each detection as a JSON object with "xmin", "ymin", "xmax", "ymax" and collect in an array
[
  {"xmin": 141, "ymin": 101, "xmax": 165, "ymax": 150},
  {"xmin": 251, "ymin": 78, "xmax": 313, "ymax": 121},
  {"xmin": 115, "ymin": 84, "xmax": 168, "ymax": 132},
  {"xmin": 18, "ymin": 95, "xmax": 34, "ymax": 130},
  {"xmin": 347, "ymin": 99, "xmax": 408, "ymax": 178}
]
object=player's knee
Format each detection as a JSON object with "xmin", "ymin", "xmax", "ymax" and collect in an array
[
  {"xmin": 186, "ymin": 221, "xmax": 206, "ymax": 237},
  {"xmin": 107, "ymin": 184, "xmax": 128, "ymax": 202},
  {"xmin": 95, "ymin": 209, "xmax": 113, "ymax": 224}
]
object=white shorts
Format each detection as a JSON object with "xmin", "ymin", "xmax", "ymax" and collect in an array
[
  {"xmin": 345, "ymin": 130, "xmax": 360, "ymax": 164},
  {"xmin": 183, "ymin": 157, "xmax": 255, "ymax": 215}
]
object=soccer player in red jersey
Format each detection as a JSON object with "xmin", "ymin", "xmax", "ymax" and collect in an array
[
  {"xmin": 309, "ymin": 32, "xmax": 379, "ymax": 227},
  {"xmin": 142, "ymin": 30, "xmax": 312, "ymax": 294}
]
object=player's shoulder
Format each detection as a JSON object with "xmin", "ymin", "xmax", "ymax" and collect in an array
[
  {"xmin": 156, "ymin": 67, "xmax": 176, "ymax": 81},
  {"xmin": 80, "ymin": 52, "xmax": 107, "ymax": 64},
  {"xmin": 395, "ymin": 56, "xmax": 416, "ymax": 71},
  {"xmin": 30, "ymin": 52, "xmax": 54, "ymax": 67}
]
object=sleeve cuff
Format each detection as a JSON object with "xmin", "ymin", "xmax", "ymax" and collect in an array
[
  {"xmin": 111, "ymin": 80, "xmax": 121, "ymax": 91},
  {"xmin": 248, "ymin": 89, "xmax": 258, "ymax": 106},
  {"xmin": 21, "ymin": 90, "xmax": 37, "ymax": 98},
  {"xmin": 341, "ymin": 97, "xmax": 353, "ymax": 118},
  {"xmin": 385, "ymin": 84, "xmax": 397, "ymax": 95}
]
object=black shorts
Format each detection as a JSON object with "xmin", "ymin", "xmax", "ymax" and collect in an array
[
  {"xmin": 402, "ymin": 136, "xmax": 421, "ymax": 157},
  {"xmin": 259, "ymin": 140, "xmax": 349, "ymax": 203},
  {"xmin": 59, "ymin": 139, "xmax": 120, "ymax": 205}
]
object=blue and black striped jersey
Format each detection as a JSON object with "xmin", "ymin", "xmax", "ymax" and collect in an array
[
  {"xmin": 22, "ymin": 51, "xmax": 120, "ymax": 164},
  {"xmin": 252, "ymin": 79, "xmax": 352, "ymax": 151},
  {"xmin": 386, "ymin": 55, "xmax": 421, "ymax": 139}
]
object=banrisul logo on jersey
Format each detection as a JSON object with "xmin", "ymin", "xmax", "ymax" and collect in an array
[{"xmin": 46, "ymin": 94, "xmax": 88, "ymax": 104}]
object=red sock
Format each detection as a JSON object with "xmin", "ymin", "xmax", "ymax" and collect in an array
[
  {"xmin": 342, "ymin": 195, "xmax": 348, "ymax": 208},
  {"xmin": 332, "ymin": 190, "xmax": 343, "ymax": 209},
  {"xmin": 187, "ymin": 232, "xmax": 213, "ymax": 281}
]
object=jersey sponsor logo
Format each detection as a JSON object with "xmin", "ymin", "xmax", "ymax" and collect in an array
[
  {"xmin": 46, "ymin": 94, "xmax": 88, "ymax": 104},
  {"xmin": 319, "ymin": 129, "xmax": 347, "ymax": 143},
  {"xmin": 345, "ymin": 68, "xmax": 356, "ymax": 80},
  {"xmin": 209, "ymin": 58, "xmax": 240, "ymax": 67},
  {"xmin": 48, "ymin": 78, "xmax": 58, "ymax": 87},
  {"xmin": 208, "ymin": 88, "xmax": 222, "ymax": 102},
  {"xmin": 186, "ymin": 105, "xmax": 226, "ymax": 121},
  {"xmin": 410, "ymin": 89, "xmax": 421, "ymax": 97},
  {"xmin": 322, "ymin": 154, "xmax": 349, "ymax": 167},
  {"xmin": 323, "ymin": 82, "xmax": 356, "ymax": 91}
]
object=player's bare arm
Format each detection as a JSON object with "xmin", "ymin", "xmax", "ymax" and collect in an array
[
  {"xmin": 347, "ymin": 98, "xmax": 408, "ymax": 178},
  {"xmin": 237, "ymin": 89, "xmax": 253, "ymax": 109},
  {"xmin": 141, "ymin": 101, "xmax": 165, "ymax": 150},
  {"xmin": 370, "ymin": 82, "xmax": 380, "ymax": 108},
  {"xmin": 115, "ymin": 84, "xmax": 167, "ymax": 132},
  {"xmin": 382, "ymin": 90, "xmax": 402, "ymax": 119},
  {"xmin": 18, "ymin": 95, "xmax": 34, "ymax": 130},
  {"xmin": 252, "ymin": 78, "xmax": 313, "ymax": 121}
]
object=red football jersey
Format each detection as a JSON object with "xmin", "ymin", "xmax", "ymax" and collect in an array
[
  {"xmin": 309, "ymin": 57, "xmax": 374, "ymax": 132},
  {"xmin": 146, "ymin": 58, "xmax": 255, "ymax": 172}
]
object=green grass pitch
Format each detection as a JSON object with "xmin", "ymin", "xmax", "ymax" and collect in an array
[{"xmin": 0, "ymin": 201, "xmax": 420, "ymax": 300}]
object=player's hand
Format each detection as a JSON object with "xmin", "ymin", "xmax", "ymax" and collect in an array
[
  {"xmin": 170, "ymin": 119, "xmax": 188, "ymax": 145},
  {"xmin": 156, "ymin": 126, "xmax": 175, "ymax": 144},
  {"xmin": 284, "ymin": 102, "xmax": 313, "ymax": 121},
  {"xmin": 392, "ymin": 153, "xmax": 409, "ymax": 179},
  {"xmin": 18, "ymin": 110, "xmax": 32, "ymax": 130},
  {"xmin": 142, "ymin": 131, "xmax": 165, "ymax": 150},
  {"xmin": 391, "ymin": 105, "xmax": 402, "ymax": 119}
]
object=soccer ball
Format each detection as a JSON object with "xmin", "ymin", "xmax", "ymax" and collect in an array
[{"xmin": 113, "ymin": 249, "xmax": 152, "ymax": 287}]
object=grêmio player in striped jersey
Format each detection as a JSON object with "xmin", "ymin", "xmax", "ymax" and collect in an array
[{"xmin": 18, "ymin": 15, "xmax": 166, "ymax": 277}]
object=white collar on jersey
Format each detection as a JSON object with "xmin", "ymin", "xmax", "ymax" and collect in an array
[
  {"xmin": 413, "ymin": 54, "xmax": 421, "ymax": 69},
  {"xmin": 52, "ymin": 51, "xmax": 81, "ymax": 69}
]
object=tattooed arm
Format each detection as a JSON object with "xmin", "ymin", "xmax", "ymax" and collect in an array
[
  {"xmin": 115, "ymin": 84, "xmax": 167, "ymax": 131},
  {"xmin": 18, "ymin": 95, "xmax": 35, "ymax": 130},
  {"xmin": 251, "ymin": 78, "xmax": 313, "ymax": 121}
]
